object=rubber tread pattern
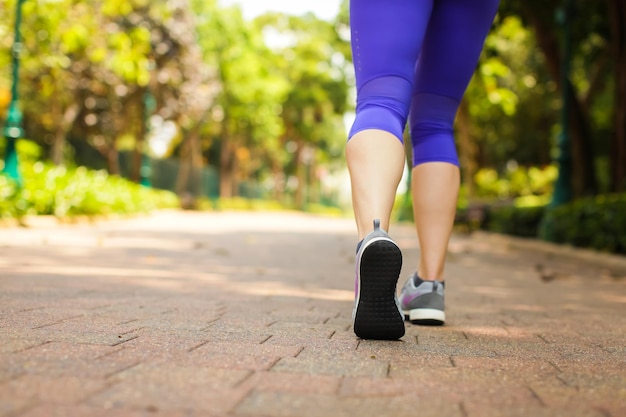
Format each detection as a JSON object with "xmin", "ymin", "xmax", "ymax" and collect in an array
[{"xmin": 353, "ymin": 239, "xmax": 405, "ymax": 340}]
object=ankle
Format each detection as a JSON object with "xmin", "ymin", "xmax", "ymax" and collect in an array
[{"xmin": 416, "ymin": 271, "xmax": 445, "ymax": 282}]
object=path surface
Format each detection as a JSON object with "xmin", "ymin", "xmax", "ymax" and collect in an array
[{"xmin": 1, "ymin": 210, "xmax": 625, "ymax": 417}]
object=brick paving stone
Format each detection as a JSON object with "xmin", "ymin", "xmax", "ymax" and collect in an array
[
  {"xmin": 86, "ymin": 363, "xmax": 251, "ymax": 414},
  {"xmin": 385, "ymin": 366, "xmax": 544, "ymax": 405},
  {"xmin": 120, "ymin": 328, "xmax": 209, "ymax": 357},
  {"xmin": 262, "ymin": 333, "xmax": 339, "ymax": 346},
  {"xmin": 338, "ymin": 376, "xmax": 415, "ymax": 397},
  {"xmin": 235, "ymin": 391, "xmax": 462, "ymax": 417},
  {"xmin": 328, "ymin": 328, "xmax": 360, "ymax": 340},
  {"xmin": 16, "ymin": 404, "xmax": 214, "ymax": 417},
  {"xmin": 0, "ymin": 363, "xmax": 23, "ymax": 386},
  {"xmin": 185, "ymin": 351, "xmax": 282, "ymax": 372},
  {"xmin": 0, "ymin": 338, "xmax": 48, "ymax": 355},
  {"xmin": 3, "ymin": 342, "xmax": 137, "ymax": 379},
  {"xmin": 456, "ymin": 333, "xmax": 565, "ymax": 361},
  {"xmin": 1, "ymin": 307, "xmax": 90, "ymax": 331},
  {"xmin": 0, "ymin": 375, "xmax": 110, "ymax": 404},
  {"xmin": 384, "ymin": 396, "xmax": 464, "ymax": 417},
  {"xmin": 449, "ymin": 356, "xmax": 558, "ymax": 379},
  {"xmin": 461, "ymin": 403, "xmax": 608, "ymax": 417},
  {"xmin": 264, "ymin": 311, "xmax": 337, "ymax": 326},
  {"xmin": 0, "ymin": 391, "xmax": 32, "ymax": 417},
  {"xmin": 189, "ymin": 341, "xmax": 303, "ymax": 359},
  {"xmin": 202, "ymin": 322, "xmax": 274, "ymax": 344},
  {"xmin": 25, "ymin": 316, "xmax": 143, "ymax": 346},
  {"xmin": 551, "ymin": 355, "xmax": 626, "ymax": 378},
  {"xmin": 387, "ymin": 355, "xmax": 455, "ymax": 373},
  {"xmin": 1, "ymin": 211, "xmax": 625, "ymax": 417},
  {"xmin": 262, "ymin": 322, "xmax": 339, "ymax": 339},
  {"xmin": 294, "ymin": 349, "xmax": 372, "ymax": 363},
  {"xmin": 243, "ymin": 372, "xmax": 342, "ymax": 395},
  {"xmin": 271, "ymin": 354, "xmax": 389, "ymax": 377},
  {"xmin": 529, "ymin": 378, "xmax": 626, "ymax": 417}
]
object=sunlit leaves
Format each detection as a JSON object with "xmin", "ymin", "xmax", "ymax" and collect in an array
[
  {"xmin": 480, "ymin": 57, "xmax": 518, "ymax": 116},
  {"xmin": 463, "ymin": 14, "xmax": 556, "ymax": 168},
  {"xmin": 0, "ymin": 0, "xmax": 217, "ymax": 171},
  {"xmin": 194, "ymin": 3, "xmax": 289, "ymax": 142},
  {"xmin": 101, "ymin": 0, "xmax": 149, "ymax": 17},
  {"xmin": 60, "ymin": 24, "xmax": 90, "ymax": 54},
  {"xmin": 107, "ymin": 28, "xmax": 152, "ymax": 84}
]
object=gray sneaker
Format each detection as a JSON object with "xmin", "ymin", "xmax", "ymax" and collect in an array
[
  {"xmin": 352, "ymin": 219, "xmax": 405, "ymax": 340},
  {"xmin": 399, "ymin": 273, "xmax": 445, "ymax": 325}
]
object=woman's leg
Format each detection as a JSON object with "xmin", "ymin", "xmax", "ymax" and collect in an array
[
  {"xmin": 411, "ymin": 162, "xmax": 460, "ymax": 281},
  {"xmin": 347, "ymin": 0, "xmax": 433, "ymax": 239},
  {"xmin": 409, "ymin": 0, "xmax": 500, "ymax": 281},
  {"xmin": 347, "ymin": 130, "xmax": 405, "ymax": 240},
  {"xmin": 347, "ymin": 0, "xmax": 434, "ymax": 339}
]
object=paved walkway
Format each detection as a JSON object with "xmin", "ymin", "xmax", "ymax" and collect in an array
[{"xmin": 1, "ymin": 210, "xmax": 625, "ymax": 417}]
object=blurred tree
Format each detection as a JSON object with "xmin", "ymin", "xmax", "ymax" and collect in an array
[
  {"xmin": 1, "ymin": 0, "xmax": 215, "ymax": 180},
  {"xmin": 6, "ymin": 0, "xmax": 619, "ymax": 207},
  {"xmin": 139, "ymin": 0, "xmax": 217, "ymax": 188},
  {"xmin": 255, "ymin": 12, "xmax": 350, "ymax": 208},
  {"xmin": 607, "ymin": 0, "xmax": 625, "ymax": 192},
  {"xmin": 192, "ymin": 3, "xmax": 289, "ymax": 198},
  {"xmin": 499, "ymin": 0, "xmax": 619, "ymax": 197},
  {"xmin": 459, "ymin": 14, "xmax": 558, "ymax": 199}
]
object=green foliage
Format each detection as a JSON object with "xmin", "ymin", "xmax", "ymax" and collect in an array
[
  {"xmin": 2, "ymin": 0, "xmax": 214, "ymax": 173},
  {"xmin": 466, "ymin": 14, "xmax": 558, "ymax": 170},
  {"xmin": 2, "ymin": 0, "xmax": 619, "ymax": 211},
  {"xmin": 195, "ymin": 3, "xmax": 290, "ymax": 147},
  {"xmin": 0, "ymin": 174, "xmax": 25, "ymax": 219},
  {"xmin": 485, "ymin": 205, "xmax": 546, "ymax": 238},
  {"xmin": 541, "ymin": 194, "xmax": 626, "ymax": 254},
  {"xmin": 194, "ymin": 196, "xmax": 347, "ymax": 217},
  {"xmin": 474, "ymin": 165, "xmax": 557, "ymax": 200},
  {"xmin": 470, "ymin": 192, "xmax": 626, "ymax": 255},
  {"xmin": 207, "ymin": 197, "xmax": 286, "ymax": 212},
  {"xmin": 0, "ymin": 160, "xmax": 179, "ymax": 220}
]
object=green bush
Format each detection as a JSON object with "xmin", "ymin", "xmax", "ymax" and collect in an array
[
  {"xmin": 541, "ymin": 194, "xmax": 626, "ymax": 254},
  {"xmin": 474, "ymin": 165, "xmax": 557, "ymax": 200},
  {"xmin": 0, "ymin": 175, "xmax": 27, "ymax": 218},
  {"xmin": 485, "ymin": 204, "xmax": 546, "ymax": 238},
  {"xmin": 0, "ymin": 161, "xmax": 180, "ymax": 220},
  {"xmin": 478, "ymin": 193, "xmax": 626, "ymax": 254}
]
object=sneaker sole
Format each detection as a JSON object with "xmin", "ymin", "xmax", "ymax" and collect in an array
[
  {"xmin": 403, "ymin": 308, "xmax": 445, "ymax": 326},
  {"xmin": 354, "ymin": 238, "xmax": 404, "ymax": 340}
]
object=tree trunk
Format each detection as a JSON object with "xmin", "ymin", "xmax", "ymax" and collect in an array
[
  {"xmin": 176, "ymin": 134, "xmax": 192, "ymax": 196},
  {"xmin": 189, "ymin": 127, "xmax": 203, "ymax": 196},
  {"xmin": 219, "ymin": 139, "xmax": 236, "ymax": 198},
  {"xmin": 294, "ymin": 140, "xmax": 306, "ymax": 209},
  {"xmin": 567, "ymin": 79, "xmax": 597, "ymax": 195},
  {"xmin": 106, "ymin": 146, "xmax": 120, "ymax": 176},
  {"xmin": 272, "ymin": 159, "xmax": 284, "ymax": 202},
  {"xmin": 307, "ymin": 153, "xmax": 319, "ymax": 205},
  {"xmin": 51, "ymin": 103, "xmax": 79, "ymax": 166},
  {"xmin": 50, "ymin": 98, "xmax": 64, "ymax": 166},
  {"xmin": 525, "ymin": 6, "xmax": 597, "ymax": 196},
  {"xmin": 456, "ymin": 98, "xmax": 478, "ymax": 199},
  {"xmin": 609, "ymin": 0, "xmax": 626, "ymax": 192},
  {"xmin": 131, "ymin": 94, "xmax": 145, "ymax": 183},
  {"xmin": 176, "ymin": 127, "xmax": 204, "ymax": 207}
]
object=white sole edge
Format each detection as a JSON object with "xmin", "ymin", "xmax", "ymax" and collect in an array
[{"xmin": 403, "ymin": 308, "xmax": 445, "ymax": 323}]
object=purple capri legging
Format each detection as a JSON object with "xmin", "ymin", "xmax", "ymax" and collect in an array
[{"xmin": 348, "ymin": 0, "xmax": 500, "ymax": 166}]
